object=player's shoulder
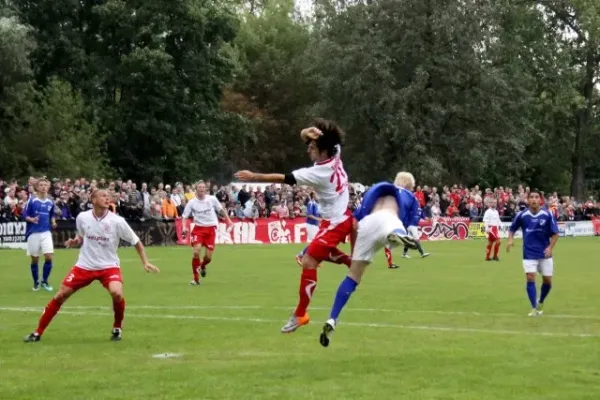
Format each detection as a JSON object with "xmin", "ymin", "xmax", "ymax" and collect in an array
[
  {"xmin": 106, "ymin": 210, "xmax": 127, "ymax": 223},
  {"xmin": 77, "ymin": 210, "xmax": 93, "ymax": 220}
]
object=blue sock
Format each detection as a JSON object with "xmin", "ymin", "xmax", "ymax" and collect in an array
[
  {"xmin": 30, "ymin": 264, "xmax": 39, "ymax": 284},
  {"xmin": 329, "ymin": 276, "xmax": 358, "ymax": 321},
  {"xmin": 539, "ymin": 283, "xmax": 552, "ymax": 304},
  {"xmin": 42, "ymin": 260, "xmax": 53, "ymax": 283},
  {"xmin": 526, "ymin": 281, "xmax": 537, "ymax": 308}
]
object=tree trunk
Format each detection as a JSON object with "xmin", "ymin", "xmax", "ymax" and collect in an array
[{"xmin": 570, "ymin": 44, "xmax": 596, "ymax": 199}]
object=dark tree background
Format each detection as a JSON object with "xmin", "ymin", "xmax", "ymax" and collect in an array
[{"xmin": 1, "ymin": 0, "xmax": 599, "ymax": 197}]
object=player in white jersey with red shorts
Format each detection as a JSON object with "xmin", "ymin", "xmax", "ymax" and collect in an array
[
  {"xmin": 181, "ymin": 180, "xmax": 233, "ymax": 285},
  {"xmin": 235, "ymin": 118, "xmax": 354, "ymax": 333},
  {"xmin": 24, "ymin": 189, "xmax": 160, "ymax": 343},
  {"xmin": 483, "ymin": 198, "xmax": 502, "ymax": 261}
]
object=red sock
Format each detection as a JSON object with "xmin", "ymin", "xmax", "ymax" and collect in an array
[
  {"xmin": 201, "ymin": 257, "xmax": 211, "ymax": 270},
  {"xmin": 113, "ymin": 298, "xmax": 125, "ymax": 329},
  {"xmin": 294, "ymin": 268, "xmax": 317, "ymax": 317},
  {"xmin": 327, "ymin": 248, "xmax": 351, "ymax": 268},
  {"xmin": 384, "ymin": 247, "xmax": 393, "ymax": 267},
  {"xmin": 35, "ymin": 298, "xmax": 63, "ymax": 336},
  {"xmin": 493, "ymin": 241, "xmax": 501, "ymax": 257},
  {"xmin": 192, "ymin": 256, "xmax": 200, "ymax": 281},
  {"xmin": 485, "ymin": 241, "xmax": 492, "ymax": 259}
]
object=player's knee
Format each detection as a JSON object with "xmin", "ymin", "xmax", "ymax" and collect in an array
[
  {"xmin": 526, "ymin": 273, "xmax": 536, "ymax": 282},
  {"xmin": 31, "ymin": 256, "xmax": 39, "ymax": 264},
  {"xmin": 203, "ymin": 255, "xmax": 212, "ymax": 264},
  {"xmin": 55, "ymin": 287, "xmax": 74, "ymax": 302},
  {"xmin": 301, "ymin": 257, "xmax": 318, "ymax": 270},
  {"xmin": 44, "ymin": 254, "xmax": 52, "ymax": 262},
  {"xmin": 542, "ymin": 276, "xmax": 552, "ymax": 284},
  {"xmin": 110, "ymin": 290, "xmax": 124, "ymax": 302}
]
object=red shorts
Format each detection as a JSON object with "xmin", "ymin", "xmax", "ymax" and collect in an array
[
  {"xmin": 487, "ymin": 226, "xmax": 499, "ymax": 241},
  {"xmin": 191, "ymin": 226, "xmax": 216, "ymax": 250},
  {"xmin": 62, "ymin": 266, "xmax": 123, "ymax": 291},
  {"xmin": 306, "ymin": 209, "xmax": 354, "ymax": 262}
]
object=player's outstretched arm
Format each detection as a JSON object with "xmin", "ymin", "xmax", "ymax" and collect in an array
[
  {"xmin": 134, "ymin": 241, "xmax": 160, "ymax": 273},
  {"xmin": 234, "ymin": 171, "xmax": 285, "ymax": 183}
]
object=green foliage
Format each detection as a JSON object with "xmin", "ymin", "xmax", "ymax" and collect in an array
[{"xmin": 1, "ymin": 0, "xmax": 599, "ymax": 197}]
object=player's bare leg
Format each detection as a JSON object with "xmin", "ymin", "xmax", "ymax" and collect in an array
[
  {"xmin": 200, "ymin": 248, "xmax": 213, "ymax": 278},
  {"xmin": 41, "ymin": 253, "xmax": 54, "ymax": 291},
  {"xmin": 536, "ymin": 275, "xmax": 552, "ymax": 315},
  {"xmin": 107, "ymin": 281, "xmax": 125, "ymax": 341},
  {"xmin": 525, "ymin": 272, "xmax": 539, "ymax": 316},
  {"xmin": 190, "ymin": 244, "xmax": 202, "ymax": 285},
  {"xmin": 30, "ymin": 255, "xmax": 40, "ymax": 291},
  {"xmin": 320, "ymin": 260, "xmax": 369, "ymax": 347},
  {"xmin": 24, "ymin": 285, "xmax": 76, "ymax": 342},
  {"xmin": 281, "ymin": 254, "xmax": 319, "ymax": 333}
]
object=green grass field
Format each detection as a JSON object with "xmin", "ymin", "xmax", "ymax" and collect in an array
[{"xmin": 1, "ymin": 238, "xmax": 599, "ymax": 400}]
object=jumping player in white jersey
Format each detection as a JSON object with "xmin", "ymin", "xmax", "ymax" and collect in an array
[
  {"xmin": 181, "ymin": 180, "xmax": 233, "ymax": 285},
  {"xmin": 235, "ymin": 118, "xmax": 354, "ymax": 333},
  {"xmin": 483, "ymin": 198, "xmax": 502, "ymax": 261},
  {"xmin": 24, "ymin": 189, "xmax": 160, "ymax": 343}
]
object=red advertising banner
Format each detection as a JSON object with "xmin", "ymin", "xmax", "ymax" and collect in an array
[
  {"xmin": 418, "ymin": 217, "xmax": 471, "ymax": 241},
  {"xmin": 174, "ymin": 217, "xmax": 471, "ymax": 245},
  {"xmin": 593, "ymin": 217, "xmax": 600, "ymax": 236}
]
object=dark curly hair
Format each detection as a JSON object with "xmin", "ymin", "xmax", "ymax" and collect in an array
[{"xmin": 311, "ymin": 118, "xmax": 345, "ymax": 158}]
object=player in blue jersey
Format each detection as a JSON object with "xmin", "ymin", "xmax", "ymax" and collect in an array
[
  {"xmin": 384, "ymin": 174, "xmax": 430, "ymax": 268},
  {"xmin": 296, "ymin": 192, "xmax": 321, "ymax": 266},
  {"xmin": 22, "ymin": 178, "xmax": 57, "ymax": 292},
  {"xmin": 507, "ymin": 189, "xmax": 559, "ymax": 316},
  {"xmin": 319, "ymin": 172, "xmax": 418, "ymax": 347}
]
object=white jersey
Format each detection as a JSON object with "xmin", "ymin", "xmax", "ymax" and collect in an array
[
  {"xmin": 75, "ymin": 210, "xmax": 140, "ymax": 271},
  {"xmin": 292, "ymin": 146, "xmax": 349, "ymax": 221},
  {"xmin": 483, "ymin": 208, "xmax": 502, "ymax": 230},
  {"xmin": 182, "ymin": 196, "xmax": 222, "ymax": 227}
]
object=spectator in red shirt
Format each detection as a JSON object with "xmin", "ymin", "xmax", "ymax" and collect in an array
[{"xmin": 414, "ymin": 186, "xmax": 426, "ymax": 208}]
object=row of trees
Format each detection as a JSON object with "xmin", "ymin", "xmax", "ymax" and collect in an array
[{"xmin": 1, "ymin": 0, "xmax": 599, "ymax": 198}]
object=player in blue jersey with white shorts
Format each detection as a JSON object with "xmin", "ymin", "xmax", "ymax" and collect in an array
[
  {"xmin": 22, "ymin": 178, "xmax": 56, "ymax": 292},
  {"xmin": 319, "ymin": 172, "xmax": 418, "ymax": 347},
  {"xmin": 384, "ymin": 174, "xmax": 430, "ymax": 268},
  {"xmin": 507, "ymin": 189, "xmax": 559, "ymax": 316},
  {"xmin": 296, "ymin": 192, "xmax": 321, "ymax": 266}
]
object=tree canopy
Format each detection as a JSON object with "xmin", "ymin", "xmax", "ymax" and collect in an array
[{"xmin": 1, "ymin": 0, "xmax": 598, "ymax": 197}]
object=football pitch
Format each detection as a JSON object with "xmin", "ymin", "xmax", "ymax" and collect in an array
[{"xmin": 1, "ymin": 239, "xmax": 599, "ymax": 400}]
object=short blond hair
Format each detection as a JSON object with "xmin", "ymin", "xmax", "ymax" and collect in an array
[{"xmin": 394, "ymin": 172, "xmax": 415, "ymax": 190}]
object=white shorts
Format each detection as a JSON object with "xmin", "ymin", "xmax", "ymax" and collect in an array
[
  {"xmin": 523, "ymin": 258, "xmax": 554, "ymax": 276},
  {"xmin": 26, "ymin": 232, "xmax": 54, "ymax": 257},
  {"xmin": 305, "ymin": 224, "xmax": 319, "ymax": 241},
  {"xmin": 407, "ymin": 225, "xmax": 420, "ymax": 241},
  {"xmin": 353, "ymin": 210, "xmax": 406, "ymax": 263}
]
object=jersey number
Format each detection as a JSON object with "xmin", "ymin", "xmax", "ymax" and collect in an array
[
  {"xmin": 330, "ymin": 161, "xmax": 348, "ymax": 194},
  {"xmin": 65, "ymin": 273, "xmax": 75, "ymax": 283}
]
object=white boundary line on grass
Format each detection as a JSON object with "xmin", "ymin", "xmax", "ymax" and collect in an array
[
  {"xmin": 0, "ymin": 307, "xmax": 598, "ymax": 339},
  {"xmin": 3, "ymin": 304, "xmax": 598, "ymax": 321}
]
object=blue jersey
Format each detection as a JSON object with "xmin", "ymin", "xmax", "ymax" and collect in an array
[
  {"xmin": 22, "ymin": 197, "xmax": 54, "ymax": 239},
  {"xmin": 398, "ymin": 187, "xmax": 421, "ymax": 228},
  {"xmin": 306, "ymin": 200, "xmax": 320, "ymax": 226},
  {"xmin": 509, "ymin": 208, "xmax": 558, "ymax": 260},
  {"xmin": 354, "ymin": 182, "xmax": 416, "ymax": 226}
]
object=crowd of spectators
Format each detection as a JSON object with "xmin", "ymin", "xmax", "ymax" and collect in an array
[{"xmin": 1, "ymin": 177, "xmax": 598, "ymax": 223}]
